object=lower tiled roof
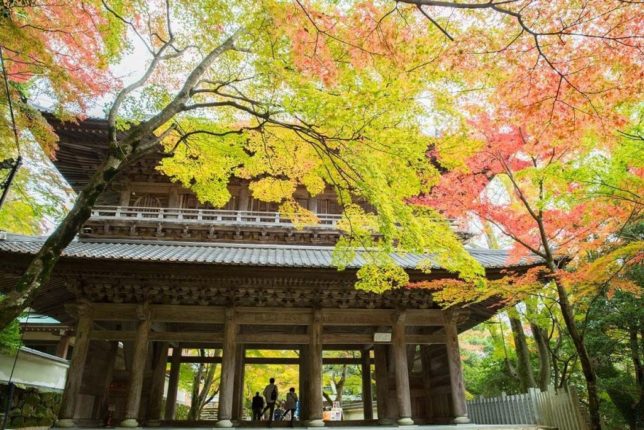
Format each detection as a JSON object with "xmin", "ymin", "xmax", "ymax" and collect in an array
[{"xmin": 0, "ymin": 234, "xmax": 539, "ymax": 270}]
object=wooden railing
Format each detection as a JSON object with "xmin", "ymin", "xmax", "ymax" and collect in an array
[{"xmin": 89, "ymin": 205, "xmax": 342, "ymax": 229}]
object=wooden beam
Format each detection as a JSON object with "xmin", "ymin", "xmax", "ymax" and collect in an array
[
  {"xmin": 322, "ymin": 333, "xmax": 373, "ymax": 344},
  {"xmin": 151, "ymin": 332, "xmax": 222, "ymax": 343},
  {"xmin": 91, "ymin": 303, "xmax": 226, "ymax": 323},
  {"xmin": 322, "ymin": 309, "xmax": 394, "ymax": 326},
  {"xmin": 91, "ymin": 331, "xmax": 223, "ymax": 343},
  {"xmin": 151, "ymin": 305, "xmax": 225, "ymax": 323},
  {"xmin": 405, "ymin": 309, "xmax": 445, "ymax": 326},
  {"xmin": 91, "ymin": 331, "xmax": 445, "ymax": 344},
  {"xmin": 405, "ymin": 334, "xmax": 446, "ymax": 344},
  {"xmin": 237, "ymin": 333, "xmax": 310, "ymax": 344},
  {"xmin": 168, "ymin": 356, "xmax": 376, "ymax": 365},
  {"xmin": 89, "ymin": 303, "xmax": 445, "ymax": 326},
  {"xmin": 235, "ymin": 307, "xmax": 312, "ymax": 325},
  {"xmin": 91, "ymin": 303, "xmax": 138, "ymax": 321}
]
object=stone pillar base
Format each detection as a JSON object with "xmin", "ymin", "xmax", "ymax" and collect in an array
[
  {"xmin": 119, "ymin": 418, "xmax": 140, "ymax": 428},
  {"xmin": 215, "ymin": 419, "xmax": 234, "ymax": 428},
  {"xmin": 55, "ymin": 418, "xmax": 76, "ymax": 428},
  {"xmin": 397, "ymin": 417, "xmax": 414, "ymax": 426},
  {"xmin": 307, "ymin": 419, "xmax": 325, "ymax": 427},
  {"xmin": 147, "ymin": 419, "xmax": 162, "ymax": 427},
  {"xmin": 454, "ymin": 416, "xmax": 471, "ymax": 424}
]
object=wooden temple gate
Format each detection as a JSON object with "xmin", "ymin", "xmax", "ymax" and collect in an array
[
  {"xmin": 56, "ymin": 302, "xmax": 471, "ymax": 427},
  {"xmin": 0, "ymin": 116, "xmax": 541, "ymax": 427}
]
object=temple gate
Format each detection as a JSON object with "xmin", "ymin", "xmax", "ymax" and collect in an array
[{"xmin": 0, "ymin": 115, "xmax": 542, "ymax": 426}]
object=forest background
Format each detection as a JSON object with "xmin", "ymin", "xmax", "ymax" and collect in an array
[{"xmin": 0, "ymin": 1, "xmax": 641, "ymax": 429}]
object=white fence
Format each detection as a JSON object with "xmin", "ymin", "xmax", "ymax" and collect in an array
[
  {"xmin": 90, "ymin": 205, "xmax": 342, "ymax": 228},
  {"xmin": 467, "ymin": 386, "xmax": 588, "ymax": 430}
]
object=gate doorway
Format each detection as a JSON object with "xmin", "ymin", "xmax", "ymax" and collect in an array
[{"xmin": 241, "ymin": 349, "xmax": 301, "ymax": 422}]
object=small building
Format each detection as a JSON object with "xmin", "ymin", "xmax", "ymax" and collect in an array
[{"xmin": 0, "ymin": 116, "xmax": 541, "ymax": 427}]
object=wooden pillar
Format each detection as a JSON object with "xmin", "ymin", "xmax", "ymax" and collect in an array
[
  {"xmin": 299, "ymin": 345, "xmax": 310, "ymax": 420},
  {"xmin": 119, "ymin": 188, "xmax": 131, "ymax": 206},
  {"xmin": 238, "ymin": 187, "xmax": 249, "ymax": 211},
  {"xmin": 55, "ymin": 333, "xmax": 71, "ymax": 359},
  {"xmin": 420, "ymin": 345, "xmax": 434, "ymax": 420},
  {"xmin": 232, "ymin": 344, "xmax": 245, "ymax": 421},
  {"xmin": 308, "ymin": 309, "xmax": 324, "ymax": 426},
  {"xmin": 386, "ymin": 346, "xmax": 399, "ymax": 421},
  {"xmin": 164, "ymin": 346, "xmax": 182, "ymax": 420},
  {"xmin": 168, "ymin": 188, "xmax": 179, "ymax": 207},
  {"xmin": 361, "ymin": 349, "xmax": 374, "ymax": 420},
  {"xmin": 96, "ymin": 341, "xmax": 119, "ymax": 423},
  {"xmin": 392, "ymin": 310, "xmax": 413, "ymax": 425},
  {"xmin": 56, "ymin": 303, "xmax": 92, "ymax": 427},
  {"xmin": 445, "ymin": 310, "xmax": 470, "ymax": 424},
  {"xmin": 217, "ymin": 308, "xmax": 238, "ymax": 427},
  {"xmin": 147, "ymin": 342, "xmax": 169, "ymax": 425},
  {"xmin": 120, "ymin": 311, "xmax": 151, "ymax": 427},
  {"xmin": 373, "ymin": 345, "xmax": 390, "ymax": 424},
  {"xmin": 406, "ymin": 345, "xmax": 417, "ymax": 372}
]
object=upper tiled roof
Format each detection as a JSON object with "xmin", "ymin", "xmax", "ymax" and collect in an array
[{"xmin": 0, "ymin": 233, "xmax": 540, "ymax": 270}]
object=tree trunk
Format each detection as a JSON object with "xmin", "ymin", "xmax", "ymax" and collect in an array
[
  {"xmin": 188, "ymin": 350, "xmax": 220, "ymax": 419},
  {"xmin": 628, "ymin": 325, "xmax": 643, "ymax": 429},
  {"xmin": 531, "ymin": 321, "xmax": 551, "ymax": 390},
  {"xmin": 189, "ymin": 362, "xmax": 205, "ymax": 419},
  {"xmin": 525, "ymin": 300, "xmax": 551, "ymax": 391},
  {"xmin": 509, "ymin": 311, "xmax": 537, "ymax": 392},
  {"xmin": 0, "ymin": 153, "xmax": 126, "ymax": 328},
  {"xmin": 333, "ymin": 365, "xmax": 347, "ymax": 404},
  {"xmin": 553, "ymin": 276, "xmax": 602, "ymax": 430},
  {"xmin": 0, "ymin": 31, "xmax": 240, "ymax": 330}
]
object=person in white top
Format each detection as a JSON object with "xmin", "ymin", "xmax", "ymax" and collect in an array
[
  {"xmin": 284, "ymin": 387, "xmax": 298, "ymax": 427},
  {"xmin": 261, "ymin": 378, "xmax": 278, "ymax": 427}
]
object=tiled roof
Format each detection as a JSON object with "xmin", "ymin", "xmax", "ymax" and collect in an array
[{"xmin": 0, "ymin": 234, "xmax": 539, "ymax": 270}]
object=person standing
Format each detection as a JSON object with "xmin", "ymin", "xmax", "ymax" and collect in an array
[
  {"xmin": 262, "ymin": 377, "xmax": 278, "ymax": 427},
  {"xmin": 284, "ymin": 387, "xmax": 298, "ymax": 427},
  {"xmin": 252, "ymin": 391, "xmax": 265, "ymax": 421}
]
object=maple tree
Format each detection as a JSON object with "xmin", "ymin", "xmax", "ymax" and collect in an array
[
  {"xmin": 0, "ymin": 0, "xmax": 128, "ymax": 235},
  {"xmin": 418, "ymin": 97, "xmax": 641, "ymax": 430},
  {"xmin": 0, "ymin": 0, "xmax": 128, "ymax": 153},
  {"xmin": 0, "ymin": 0, "xmax": 482, "ymax": 328},
  {"xmin": 0, "ymin": 2, "xmax": 640, "ymax": 426},
  {"xmin": 391, "ymin": 3, "xmax": 642, "ymax": 427}
]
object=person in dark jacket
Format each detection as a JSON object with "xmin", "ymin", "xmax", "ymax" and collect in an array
[
  {"xmin": 261, "ymin": 378, "xmax": 278, "ymax": 427},
  {"xmin": 252, "ymin": 392, "xmax": 265, "ymax": 421}
]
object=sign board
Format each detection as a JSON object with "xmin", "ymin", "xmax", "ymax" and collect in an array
[{"xmin": 374, "ymin": 332, "xmax": 392, "ymax": 342}]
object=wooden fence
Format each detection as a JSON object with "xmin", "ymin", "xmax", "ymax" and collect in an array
[{"xmin": 467, "ymin": 386, "xmax": 588, "ymax": 430}]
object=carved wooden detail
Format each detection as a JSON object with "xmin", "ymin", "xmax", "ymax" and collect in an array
[
  {"xmin": 65, "ymin": 275, "xmax": 434, "ymax": 310},
  {"xmin": 81, "ymin": 219, "xmax": 343, "ymax": 245}
]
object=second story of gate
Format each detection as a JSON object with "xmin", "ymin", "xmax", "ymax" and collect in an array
[{"xmin": 49, "ymin": 115, "xmax": 464, "ymax": 246}]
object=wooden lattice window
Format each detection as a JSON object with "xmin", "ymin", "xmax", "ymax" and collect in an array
[
  {"xmin": 317, "ymin": 198, "xmax": 342, "ymax": 214},
  {"xmin": 132, "ymin": 194, "xmax": 162, "ymax": 208},
  {"xmin": 249, "ymin": 198, "xmax": 279, "ymax": 212}
]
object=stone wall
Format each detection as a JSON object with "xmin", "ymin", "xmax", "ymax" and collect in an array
[{"xmin": 0, "ymin": 385, "xmax": 61, "ymax": 428}]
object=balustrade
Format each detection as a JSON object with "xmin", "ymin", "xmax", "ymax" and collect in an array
[{"xmin": 89, "ymin": 205, "xmax": 342, "ymax": 229}]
